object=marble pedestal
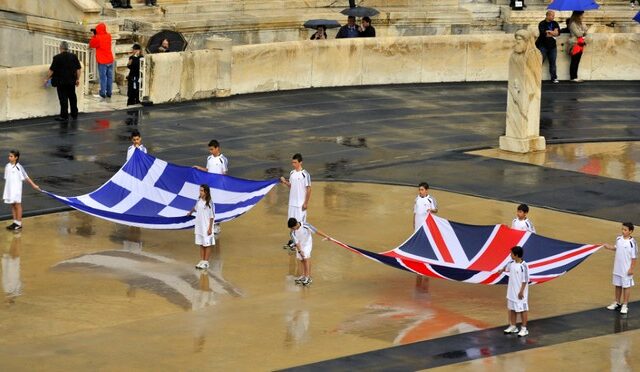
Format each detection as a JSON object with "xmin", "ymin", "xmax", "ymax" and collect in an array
[{"xmin": 499, "ymin": 135, "xmax": 546, "ymax": 153}]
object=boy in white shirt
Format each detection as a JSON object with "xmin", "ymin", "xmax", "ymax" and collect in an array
[
  {"xmin": 126, "ymin": 130, "xmax": 147, "ymax": 161},
  {"xmin": 605, "ymin": 222, "xmax": 637, "ymax": 314},
  {"xmin": 193, "ymin": 139, "xmax": 228, "ymax": 235},
  {"xmin": 511, "ymin": 204, "xmax": 536, "ymax": 233},
  {"xmin": 194, "ymin": 139, "xmax": 228, "ymax": 175},
  {"xmin": 499, "ymin": 245, "xmax": 530, "ymax": 337},
  {"xmin": 287, "ymin": 217, "xmax": 330, "ymax": 286},
  {"xmin": 413, "ymin": 182, "xmax": 438, "ymax": 230},
  {"xmin": 280, "ymin": 153, "xmax": 311, "ymax": 223}
]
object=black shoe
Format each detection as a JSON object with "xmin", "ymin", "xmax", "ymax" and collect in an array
[
  {"xmin": 124, "ymin": 5, "xmax": 133, "ymax": 8},
  {"xmin": 11, "ymin": 224, "xmax": 22, "ymax": 231},
  {"xmin": 71, "ymin": 115, "xmax": 78, "ymax": 120},
  {"xmin": 55, "ymin": 116, "xmax": 69, "ymax": 122},
  {"xmin": 6, "ymin": 223, "xmax": 16, "ymax": 230}
]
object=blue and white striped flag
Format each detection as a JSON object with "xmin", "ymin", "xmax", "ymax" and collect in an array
[{"xmin": 45, "ymin": 149, "xmax": 278, "ymax": 229}]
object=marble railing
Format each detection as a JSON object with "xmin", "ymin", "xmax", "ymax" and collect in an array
[
  {"xmin": 1, "ymin": 33, "xmax": 638, "ymax": 121},
  {"xmin": 144, "ymin": 33, "xmax": 639, "ymax": 102}
]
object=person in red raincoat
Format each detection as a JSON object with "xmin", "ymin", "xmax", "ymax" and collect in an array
[{"xmin": 89, "ymin": 23, "xmax": 115, "ymax": 99}]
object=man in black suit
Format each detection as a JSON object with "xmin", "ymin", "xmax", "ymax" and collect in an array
[{"xmin": 45, "ymin": 41, "xmax": 82, "ymax": 121}]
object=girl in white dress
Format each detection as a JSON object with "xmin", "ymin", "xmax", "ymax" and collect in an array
[
  {"xmin": 3, "ymin": 150, "xmax": 40, "ymax": 230},
  {"xmin": 187, "ymin": 184, "xmax": 215, "ymax": 270}
]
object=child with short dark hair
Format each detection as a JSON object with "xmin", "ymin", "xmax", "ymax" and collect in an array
[
  {"xmin": 511, "ymin": 203, "xmax": 535, "ymax": 233},
  {"xmin": 287, "ymin": 217, "xmax": 329, "ymax": 286},
  {"xmin": 499, "ymin": 245, "xmax": 530, "ymax": 337},
  {"xmin": 605, "ymin": 222, "xmax": 637, "ymax": 314},
  {"xmin": 3, "ymin": 150, "xmax": 40, "ymax": 230},
  {"xmin": 194, "ymin": 139, "xmax": 228, "ymax": 175},
  {"xmin": 126, "ymin": 129, "xmax": 147, "ymax": 161},
  {"xmin": 413, "ymin": 182, "xmax": 437, "ymax": 230}
]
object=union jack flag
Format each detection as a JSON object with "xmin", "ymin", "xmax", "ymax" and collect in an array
[{"xmin": 328, "ymin": 213, "xmax": 601, "ymax": 285}]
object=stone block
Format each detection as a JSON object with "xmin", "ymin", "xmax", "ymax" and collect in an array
[
  {"xmin": 588, "ymin": 33, "xmax": 640, "ymax": 80},
  {"xmin": 499, "ymin": 135, "xmax": 546, "ymax": 153},
  {"xmin": 147, "ymin": 52, "xmax": 184, "ymax": 103},
  {"xmin": 362, "ymin": 37, "xmax": 423, "ymax": 85},
  {"xmin": 465, "ymin": 34, "xmax": 512, "ymax": 81},
  {"xmin": 420, "ymin": 35, "xmax": 466, "ymax": 82},
  {"xmin": 310, "ymin": 39, "xmax": 363, "ymax": 88},
  {"xmin": 232, "ymin": 41, "xmax": 312, "ymax": 94}
]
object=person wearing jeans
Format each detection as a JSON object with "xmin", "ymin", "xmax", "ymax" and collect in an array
[
  {"xmin": 89, "ymin": 22, "xmax": 115, "ymax": 98},
  {"xmin": 568, "ymin": 11, "xmax": 588, "ymax": 83},
  {"xmin": 98, "ymin": 63, "xmax": 113, "ymax": 98},
  {"xmin": 536, "ymin": 11, "xmax": 560, "ymax": 83}
]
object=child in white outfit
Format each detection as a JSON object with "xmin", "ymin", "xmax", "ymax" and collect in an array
[
  {"xmin": 499, "ymin": 245, "xmax": 530, "ymax": 337},
  {"xmin": 3, "ymin": 150, "xmax": 40, "ymax": 230},
  {"xmin": 188, "ymin": 184, "xmax": 215, "ymax": 270}
]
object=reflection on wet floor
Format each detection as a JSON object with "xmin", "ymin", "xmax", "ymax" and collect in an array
[
  {"xmin": 470, "ymin": 141, "xmax": 640, "ymax": 182},
  {"xmin": 2, "ymin": 232, "xmax": 22, "ymax": 303},
  {"xmin": 0, "ymin": 182, "xmax": 632, "ymax": 370}
]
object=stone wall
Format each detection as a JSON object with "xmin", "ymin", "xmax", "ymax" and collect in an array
[
  {"xmin": 0, "ymin": 0, "xmax": 101, "ymax": 24},
  {"xmin": 0, "ymin": 65, "xmax": 85, "ymax": 122},
  {"xmin": 145, "ymin": 39, "xmax": 231, "ymax": 103},
  {"xmin": 230, "ymin": 33, "xmax": 640, "ymax": 95}
]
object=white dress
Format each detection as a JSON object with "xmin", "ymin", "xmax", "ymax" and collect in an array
[{"xmin": 3, "ymin": 163, "xmax": 28, "ymax": 204}]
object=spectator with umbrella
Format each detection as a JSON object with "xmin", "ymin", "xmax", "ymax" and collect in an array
[
  {"xmin": 336, "ymin": 16, "xmax": 359, "ymax": 38},
  {"xmin": 303, "ymin": 19, "xmax": 340, "ymax": 40},
  {"xmin": 358, "ymin": 16, "xmax": 376, "ymax": 37},
  {"xmin": 157, "ymin": 39, "xmax": 170, "ymax": 53},
  {"xmin": 568, "ymin": 11, "xmax": 588, "ymax": 83},
  {"xmin": 311, "ymin": 26, "xmax": 327, "ymax": 40}
]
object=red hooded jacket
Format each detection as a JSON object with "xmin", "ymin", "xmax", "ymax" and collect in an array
[{"xmin": 89, "ymin": 23, "xmax": 114, "ymax": 64}]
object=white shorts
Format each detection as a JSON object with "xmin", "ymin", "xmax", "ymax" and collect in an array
[
  {"xmin": 288, "ymin": 206, "xmax": 307, "ymax": 223},
  {"xmin": 507, "ymin": 300, "xmax": 529, "ymax": 312},
  {"xmin": 296, "ymin": 245, "xmax": 312, "ymax": 261},
  {"xmin": 613, "ymin": 275, "xmax": 635, "ymax": 288},
  {"xmin": 195, "ymin": 234, "xmax": 215, "ymax": 247}
]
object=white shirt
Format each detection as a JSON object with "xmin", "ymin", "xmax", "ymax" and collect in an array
[
  {"xmin": 126, "ymin": 144, "xmax": 147, "ymax": 161},
  {"xmin": 613, "ymin": 236, "xmax": 637, "ymax": 277},
  {"xmin": 414, "ymin": 194, "xmax": 437, "ymax": 229},
  {"xmin": 505, "ymin": 260, "xmax": 529, "ymax": 302},
  {"xmin": 511, "ymin": 218, "xmax": 536, "ymax": 233},
  {"xmin": 291, "ymin": 222, "xmax": 317, "ymax": 250},
  {"xmin": 206, "ymin": 154, "xmax": 228, "ymax": 174},
  {"xmin": 3, "ymin": 163, "xmax": 28, "ymax": 203},
  {"xmin": 288, "ymin": 169, "xmax": 311, "ymax": 207},
  {"xmin": 193, "ymin": 199, "xmax": 215, "ymax": 236}
]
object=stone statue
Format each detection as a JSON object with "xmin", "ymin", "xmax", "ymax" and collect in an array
[{"xmin": 499, "ymin": 29, "xmax": 546, "ymax": 153}]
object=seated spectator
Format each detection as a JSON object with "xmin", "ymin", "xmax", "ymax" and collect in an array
[
  {"xmin": 310, "ymin": 26, "xmax": 327, "ymax": 40},
  {"xmin": 157, "ymin": 39, "xmax": 170, "ymax": 53},
  {"xmin": 336, "ymin": 16, "xmax": 359, "ymax": 38},
  {"xmin": 111, "ymin": 0, "xmax": 132, "ymax": 8},
  {"xmin": 358, "ymin": 16, "xmax": 376, "ymax": 37}
]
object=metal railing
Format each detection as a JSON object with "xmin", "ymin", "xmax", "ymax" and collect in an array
[{"xmin": 43, "ymin": 36, "xmax": 116, "ymax": 95}]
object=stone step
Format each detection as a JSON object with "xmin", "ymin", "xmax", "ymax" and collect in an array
[{"xmin": 102, "ymin": 4, "xmax": 162, "ymax": 17}]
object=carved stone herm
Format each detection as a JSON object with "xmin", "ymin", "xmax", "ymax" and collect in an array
[{"xmin": 499, "ymin": 29, "xmax": 546, "ymax": 153}]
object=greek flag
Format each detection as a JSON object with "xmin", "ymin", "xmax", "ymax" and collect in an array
[{"xmin": 45, "ymin": 149, "xmax": 278, "ymax": 229}]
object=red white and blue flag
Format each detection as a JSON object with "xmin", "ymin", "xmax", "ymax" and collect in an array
[{"xmin": 329, "ymin": 213, "xmax": 601, "ymax": 285}]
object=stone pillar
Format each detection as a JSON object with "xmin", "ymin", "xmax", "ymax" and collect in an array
[
  {"xmin": 499, "ymin": 29, "xmax": 546, "ymax": 153},
  {"xmin": 205, "ymin": 36, "xmax": 232, "ymax": 97}
]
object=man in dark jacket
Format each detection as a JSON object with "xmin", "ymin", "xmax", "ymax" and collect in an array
[
  {"xmin": 45, "ymin": 41, "xmax": 82, "ymax": 121},
  {"xmin": 536, "ymin": 10, "xmax": 560, "ymax": 83},
  {"xmin": 336, "ymin": 16, "xmax": 359, "ymax": 38},
  {"xmin": 358, "ymin": 16, "xmax": 376, "ymax": 37}
]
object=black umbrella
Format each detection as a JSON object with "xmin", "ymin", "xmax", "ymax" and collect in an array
[
  {"xmin": 146, "ymin": 30, "xmax": 188, "ymax": 54},
  {"xmin": 304, "ymin": 19, "xmax": 341, "ymax": 29},
  {"xmin": 340, "ymin": 6, "xmax": 380, "ymax": 17}
]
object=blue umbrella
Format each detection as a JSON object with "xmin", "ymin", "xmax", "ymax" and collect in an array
[
  {"xmin": 547, "ymin": 0, "xmax": 599, "ymax": 11},
  {"xmin": 634, "ymin": 11, "xmax": 640, "ymax": 23}
]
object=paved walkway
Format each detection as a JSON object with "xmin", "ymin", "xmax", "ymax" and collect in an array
[{"xmin": 2, "ymin": 81, "xmax": 639, "ymax": 222}]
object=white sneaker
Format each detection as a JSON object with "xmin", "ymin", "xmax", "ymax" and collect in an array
[
  {"xmin": 195, "ymin": 260, "xmax": 207, "ymax": 269},
  {"xmin": 552, "ymin": 79, "xmax": 559, "ymax": 84},
  {"xmin": 503, "ymin": 325, "xmax": 518, "ymax": 334},
  {"xmin": 294, "ymin": 276, "xmax": 305, "ymax": 284},
  {"xmin": 607, "ymin": 302, "xmax": 621, "ymax": 310},
  {"xmin": 621, "ymin": 304, "xmax": 629, "ymax": 314},
  {"xmin": 517, "ymin": 327, "xmax": 529, "ymax": 337},
  {"xmin": 571, "ymin": 78, "xmax": 584, "ymax": 83},
  {"xmin": 201, "ymin": 261, "xmax": 209, "ymax": 269}
]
